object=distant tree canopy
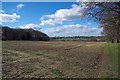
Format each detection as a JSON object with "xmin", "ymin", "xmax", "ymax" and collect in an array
[
  {"xmin": 1, "ymin": 26, "xmax": 49, "ymax": 41},
  {"xmin": 81, "ymin": 2, "xmax": 120, "ymax": 43}
]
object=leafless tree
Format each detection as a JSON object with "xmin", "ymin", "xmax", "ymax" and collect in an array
[{"xmin": 81, "ymin": 2, "xmax": 120, "ymax": 43}]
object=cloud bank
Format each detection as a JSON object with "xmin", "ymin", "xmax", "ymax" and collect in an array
[
  {"xmin": 19, "ymin": 24, "xmax": 40, "ymax": 29},
  {"xmin": 43, "ymin": 24, "xmax": 102, "ymax": 37},
  {"xmin": 40, "ymin": 4, "xmax": 87, "ymax": 26},
  {"xmin": 0, "ymin": 13, "xmax": 20, "ymax": 22}
]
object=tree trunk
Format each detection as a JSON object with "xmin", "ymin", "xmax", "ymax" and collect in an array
[
  {"xmin": 116, "ymin": 38, "xmax": 119, "ymax": 43},
  {"xmin": 111, "ymin": 38, "xmax": 114, "ymax": 43},
  {"xmin": 111, "ymin": 35, "xmax": 114, "ymax": 43}
]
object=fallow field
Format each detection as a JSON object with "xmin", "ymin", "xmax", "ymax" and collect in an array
[{"xmin": 2, "ymin": 41, "xmax": 118, "ymax": 78}]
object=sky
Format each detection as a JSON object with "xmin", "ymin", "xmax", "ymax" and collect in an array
[{"xmin": 0, "ymin": 2, "xmax": 102, "ymax": 37}]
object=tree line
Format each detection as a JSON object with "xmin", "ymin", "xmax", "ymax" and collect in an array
[{"xmin": 1, "ymin": 26, "xmax": 49, "ymax": 41}]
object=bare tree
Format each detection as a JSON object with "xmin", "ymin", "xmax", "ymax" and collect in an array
[{"xmin": 81, "ymin": 2, "xmax": 120, "ymax": 43}]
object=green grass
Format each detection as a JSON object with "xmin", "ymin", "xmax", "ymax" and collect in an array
[
  {"xmin": 104, "ymin": 42, "xmax": 119, "ymax": 78},
  {"xmin": 104, "ymin": 43, "xmax": 119, "ymax": 62},
  {"xmin": 52, "ymin": 38, "xmax": 90, "ymax": 41},
  {"xmin": 51, "ymin": 69, "xmax": 63, "ymax": 77}
]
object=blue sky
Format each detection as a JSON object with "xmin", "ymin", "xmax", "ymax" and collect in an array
[{"xmin": 1, "ymin": 2, "xmax": 102, "ymax": 37}]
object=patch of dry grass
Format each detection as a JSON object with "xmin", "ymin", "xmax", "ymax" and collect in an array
[{"xmin": 2, "ymin": 41, "xmax": 118, "ymax": 78}]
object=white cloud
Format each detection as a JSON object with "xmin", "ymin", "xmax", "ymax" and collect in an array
[
  {"xmin": 40, "ymin": 19, "xmax": 63, "ymax": 26},
  {"xmin": 43, "ymin": 24, "xmax": 102, "ymax": 37},
  {"xmin": 0, "ymin": 10, "xmax": 5, "ymax": 13},
  {"xmin": 0, "ymin": 13, "xmax": 20, "ymax": 22},
  {"xmin": 87, "ymin": 22, "xmax": 92, "ymax": 25},
  {"xmin": 19, "ymin": 24, "xmax": 40, "ymax": 29},
  {"xmin": 40, "ymin": 4, "xmax": 87, "ymax": 26},
  {"xmin": 17, "ymin": 4, "xmax": 24, "ymax": 9}
]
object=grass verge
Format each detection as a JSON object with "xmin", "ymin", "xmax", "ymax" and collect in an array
[
  {"xmin": 104, "ymin": 43, "xmax": 119, "ymax": 62},
  {"xmin": 104, "ymin": 42, "xmax": 119, "ymax": 78}
]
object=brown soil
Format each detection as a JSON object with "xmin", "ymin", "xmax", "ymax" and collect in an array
[{"xmin": 2, "ymin": 41, "xmax": 117, "ymax": 78}]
